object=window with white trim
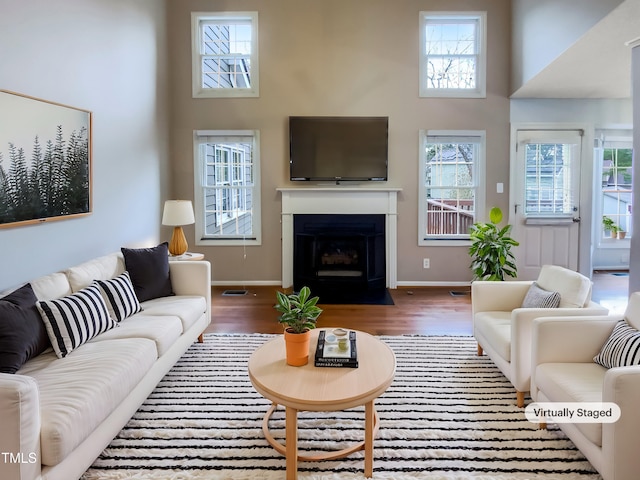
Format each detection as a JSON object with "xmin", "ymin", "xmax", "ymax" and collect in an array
[
  {"xmin": 595, "ymin": 130, "xmax": 633, "ymax": 240},
  {"xmin": 191, "ymin": 12, "xmax": 259, "ymax": 98},
  {"xmin": 193, "ymin": 130, "xmax": 261, "ymax": 245},
  {"xmin": 418, "ymin": 131, "xmax": 485, "ymax": 245},
  {"xmin": 419, "ymin": 11, "xmax": 486, "ymax": 98}
]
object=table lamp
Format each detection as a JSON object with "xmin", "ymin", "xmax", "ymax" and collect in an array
[{"xmin": 162, "ymin": 200, "xmax": 195, "ymax": 256}]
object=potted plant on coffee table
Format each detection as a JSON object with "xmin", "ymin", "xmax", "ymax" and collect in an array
[{"xmin": 274, "ymin": 286, "xmax": 323, "ymax": 366}]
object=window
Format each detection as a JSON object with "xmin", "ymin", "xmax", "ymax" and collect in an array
[
  {"xmin": 191, "ymin": 12, "xmax": 259, "ymax": 98},
  {"xmin": 525, "ymin": 144, "xmax": 574, "ymax": 215},
  {"xmin": 419, "ymin": 12, "xmax": 486, "ymax": 98},
  {"xmin": 418, "ymin": 131, "xmax": 485, "ymax": 245},
  {"xmin": 595, "ymin": 131, "xmax": 633, "ymax": 240},
  {"xmin": 193, "ymin": 130, "xmax": 261, "ymax": 245},
  {"xmin": 516, "ymin": 130, "xmax": 582, "ymax": 221}
]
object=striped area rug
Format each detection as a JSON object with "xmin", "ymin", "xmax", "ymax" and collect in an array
[{"xmin": 81, "ymin": 334, "xmax": 601, "ymax": 480}]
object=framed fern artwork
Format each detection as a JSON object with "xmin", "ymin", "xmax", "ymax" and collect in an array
[{"xmin": 0, "ymin": 90, "xmax": 92, "ymax": 228}]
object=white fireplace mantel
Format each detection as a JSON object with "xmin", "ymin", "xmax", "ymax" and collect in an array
[{"xmin": 277, "ymin": 187, "xmax": 401, "ymax": 289}]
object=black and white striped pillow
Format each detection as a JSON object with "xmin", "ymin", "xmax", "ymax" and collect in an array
[
  {"xmin": 94, "ymin": 271, "xmax": 142, "ymax": 322},
  {"xmin": 37, "ymin": 284, "xmax": 116, "ymax": 358},
  {"xmin": 594, "ymin": 320, "xmax": 640, "ymax": 368}
]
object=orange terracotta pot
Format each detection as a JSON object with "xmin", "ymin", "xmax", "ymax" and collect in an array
[{"xmin": 284, "ymin": 328, "xmax": 311, "ymax": 366}]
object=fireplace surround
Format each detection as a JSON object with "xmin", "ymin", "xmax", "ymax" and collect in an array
[{"xmin": 278, "ymin": 187, "xmax": 400, "ymax": 289}]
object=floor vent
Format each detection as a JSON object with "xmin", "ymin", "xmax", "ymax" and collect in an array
[
  {"xmin": 449, "ymin": 290, "xmax": 470, "ymax": 297},
  {"xmin": 222, "ymin": 289, "xmax": 248, "ymax": 296}
]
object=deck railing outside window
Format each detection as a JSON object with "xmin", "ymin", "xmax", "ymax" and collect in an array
[{"xmin": 426, "ymin": 199, "xmax": 474, "ymax": 235}]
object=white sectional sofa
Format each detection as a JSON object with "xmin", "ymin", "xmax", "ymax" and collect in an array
[
  {"xmin": 0, "ymin": 246, "xmax": 211, "ymax": 480},
  {"xmin": 531, "ymin": 292, "xmax": 640, "ymax": 480}
]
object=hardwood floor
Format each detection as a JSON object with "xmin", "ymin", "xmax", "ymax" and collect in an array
[
  {"xmin": 591, "ymin": 270, "xmax": 629, "ymax": 315},
  {"xmin": 206, "ymin": 272, "xmax": 628, "ymax": 336},
  {"xmin": 207, "ymin": 286, "xmax": 473, "ymax": 336}
]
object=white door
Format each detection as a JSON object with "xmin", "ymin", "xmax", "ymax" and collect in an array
[{"xmin": 511, "ymin": 130, "xmax": 583, "ymax": 280}]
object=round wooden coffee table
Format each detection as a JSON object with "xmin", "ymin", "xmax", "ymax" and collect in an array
[{"xmin": 248, "ymin": 329, "xmax": 395, "ymax": 480}]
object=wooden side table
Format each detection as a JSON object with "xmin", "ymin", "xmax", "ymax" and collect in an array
[{"xmin": 248, "ymin": 329, "xmax": 396, "ymax": 479}]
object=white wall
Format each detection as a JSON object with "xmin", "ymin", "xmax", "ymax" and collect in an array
[
  {"xmin": 511, "ymin": 0, "xmax": 624, "ymax": 93},
  {"xmin": 0, "ymin": 0, "xmax": 169, "ymax": 291}
]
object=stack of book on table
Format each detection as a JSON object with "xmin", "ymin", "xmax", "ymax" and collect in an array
[{"xmin": 314, "ymin": 329, "xmax": 358, "ymax": 368}]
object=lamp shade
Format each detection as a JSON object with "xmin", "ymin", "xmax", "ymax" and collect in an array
[{"xmin": 162, "ymin": 200, "xmax": 195, "ymax": 226}]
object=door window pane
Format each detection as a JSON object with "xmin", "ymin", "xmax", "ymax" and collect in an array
[{"xmin": 524, "ymin": 143, "xmax": 573, "ymax": 215}]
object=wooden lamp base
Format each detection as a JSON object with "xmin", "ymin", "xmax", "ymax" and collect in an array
[{"xmin": 169, "ymin": 226, "xmax": 188, "ymax": 256}]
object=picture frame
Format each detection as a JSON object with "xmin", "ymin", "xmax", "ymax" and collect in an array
[{"xmin": 0, "ymin": 90, "xmax": 92, "ymax": 228}]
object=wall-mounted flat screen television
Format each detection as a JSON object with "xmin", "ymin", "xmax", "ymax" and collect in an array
[{"xmin": 289, "ymin": 116, "xmax": 388, "ymax": 182}]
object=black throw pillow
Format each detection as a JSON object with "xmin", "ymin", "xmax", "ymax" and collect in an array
[
  {"xmin": 0, "ymin": 283, "xmax": 51, "ymax": 374},
  {"xmin": 121, "ymin": 242, "xmax": 174, "ymax": 302}
]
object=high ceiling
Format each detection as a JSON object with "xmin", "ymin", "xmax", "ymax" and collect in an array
[{"xmin": 511, "ymin": 0, "xmax": 639, "ymax": 99}]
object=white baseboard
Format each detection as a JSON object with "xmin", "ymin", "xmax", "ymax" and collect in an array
[
  {"xmin": 211, "ymin": 280, "xmax": 472, "ymax": 288},
  {"xmin": 211, "ymin": 280, "xmax": 281, "ymax": 286},
  {"xmin": 395, "ymin": 281, "xmax": 471, "ymax": 288}
]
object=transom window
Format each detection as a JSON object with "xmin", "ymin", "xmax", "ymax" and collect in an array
[
  {"xmin": 419, "ymin": 12, "xmax": 486, "ymax": 98},
  {"xmin": 193, "ymin": 130, "xmax": 261, "ymax": 245},
  {"xmin": 418, "ymin": 131, "xmax": 485, "ymax": 245},
  {"xmin": 191, "ymin": 12, "xmax": 259, "ymax": 98}
]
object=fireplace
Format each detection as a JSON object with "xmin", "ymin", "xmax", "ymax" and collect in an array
[
  {"xmin": 293, "ymin": 214, "xmax": 385, "ymax": 293},
  {"xmin": 278, "ymin": 187, "xmax": 400, "ymax": 289}
]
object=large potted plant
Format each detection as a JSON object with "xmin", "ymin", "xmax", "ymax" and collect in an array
[
  {"xmin": 469, "ymin": 207, "xmax": 519, "ymax": 281},
  {"xmin": 274, "ymin": 286, "xmax": 323, "ymax": 366}
]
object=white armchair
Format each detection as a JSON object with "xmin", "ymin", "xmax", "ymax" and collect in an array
[
  {"xmin": 472, "ymin": 265, "xmax": 608, "ymax": 407},
  {"xmin": 531, "ymin": 293, "xmax": 640, "ymax": 480}
]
